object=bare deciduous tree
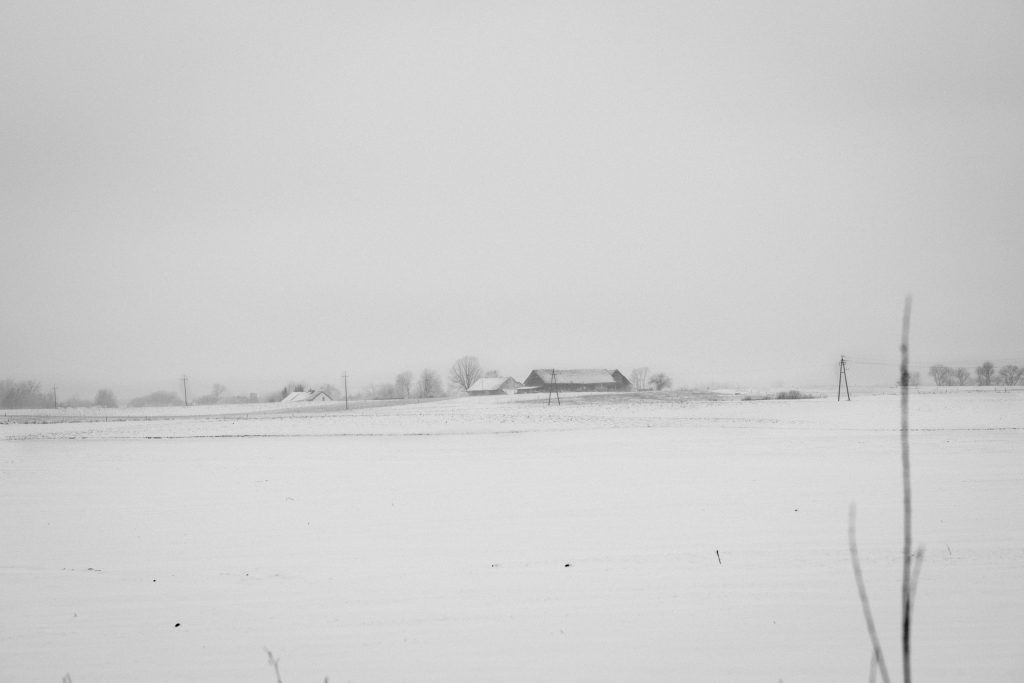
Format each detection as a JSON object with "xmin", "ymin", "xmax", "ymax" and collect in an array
[
  {"xmin": 448, "ymin": 356, "xmax": 482, "ymax": 392},
  {"xmin": 997, "ymin": 364, "xmax": 1023, "ymax": 386},
  {"xmin": 649, "ymin": 372, "xmax": 672, "ymax": 391},
  {"xmin": 951, "ymin": 368, "xmax": 971, "ymax": 386},
  {"xmin": 418, "ymin": 369, "xmax": 443, "ymax": 398},
  {"xmin": 94, "ymin": 389, "xmax": 118, "ymax": 408},
  {"xmin": 976, "ymin": 362, "xmax": 995, "ymax": 386},
  {"xmin": 395, "ymin": 371, "xmax": 414, "ymax": 399},
  {"xmin": 0, "ymin": 379, "xmax": 50, "ymax": 409},
  {"xmin": 928, "ymin": 364, "xmax": 952, "ymax": 386},
  {"xmin": 196, "ymin": 383, "xmax": 228, "ymax": 405},
  {"xmin": 630, "ymin": 367, "xmax": 649, "ymax": 391}
]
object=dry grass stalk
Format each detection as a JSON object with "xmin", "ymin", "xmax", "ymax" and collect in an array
[
  {"xmin": 265, "ymin": 648, "xmax": 284, "ymax": 683},
  {"xmin": 850, "ymin": 295, "xmax": 921, "ymax": 683},
  {"xmin": 900, "ymin": 296, "xmax": 913, "ymax": 683},
  {"xmin": 849, "ymin": 504, "xmax": 892, "ymax": 683}
]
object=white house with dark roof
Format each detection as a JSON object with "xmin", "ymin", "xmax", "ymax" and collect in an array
[
  {"xmin": 467, "ymin": 376, "xmax": 521, "ymax": 396},
  {"xmin": 281, "ymin": 389, "xmax": 333, "ymax": 403}
]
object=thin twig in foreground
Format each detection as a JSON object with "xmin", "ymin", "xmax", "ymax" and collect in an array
[
  {"xmin": 900, "ymin": 296, "xmax": 913, "ymax": 683},
  {"xmin": 849, "ymin": 504, "xmax": 892, "ymax": 683},
  {"xmin": 909, "ymin": 547, "xmax": 925, "ymax": 611},
  {"xmin": 265, "ymin": 648, "xmax": 284, "ymax": 683}
]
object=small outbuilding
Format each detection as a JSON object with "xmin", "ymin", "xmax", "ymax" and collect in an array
[
  {"xmin": 522, "ymin": 368, "xmax": 633, "ymax": 393},
  {"xmin": 281, "ymin": 389, "xmax": 333, "ymax": 403},
  {"xmin": 467, "ymin": 377, "xmax": 522, "ymax": 396}
]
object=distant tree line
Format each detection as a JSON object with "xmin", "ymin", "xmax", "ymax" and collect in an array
[
  {"xmin": 928, "ymin": 362, "xmax": 1023, "ymax": 386},
  {"xmin": 357, "ymin": 368, "xmax": 448, "ymax": 400},
  {"xmin": 1, "ymin": 379, "xmax": 120, "ymax": 409}
]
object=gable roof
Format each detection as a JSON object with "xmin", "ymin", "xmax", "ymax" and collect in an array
[
  {"xmin": 526, "ymin": 369, "xmax": 623, "ymax": 385},
  {"xmin": 281, "ymin": 390, "xmax": 331, "ymax": 402},
  {"xmin": 468, "ymin": 377, "xmax": 517, "ymax": 392}
]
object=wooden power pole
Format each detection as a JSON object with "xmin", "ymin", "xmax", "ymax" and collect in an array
[
  {"xmin": 547, "ymin": 368, "xmax": 561, "ymax": 406},
  {"xmin": 837, "ymin": 356, "xmax": 851, "ymax": 401},
  {"xmin": 343, "ymin": 372, "xmax": 349, "ymax": 410}
]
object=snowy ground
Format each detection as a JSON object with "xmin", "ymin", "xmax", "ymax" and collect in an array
[{"xmin": 1, "ymin": 389, "xmax": 1022, "ymax": 681}]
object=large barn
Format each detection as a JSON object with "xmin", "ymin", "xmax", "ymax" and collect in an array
[{"xmin": 522, "ymin": 369, "xmax": 633, "ymax": 393}]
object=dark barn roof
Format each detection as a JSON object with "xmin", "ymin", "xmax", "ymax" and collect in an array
[{"xmin": 524, "ymin": 369, "xmax": 633, "ymax": 390}]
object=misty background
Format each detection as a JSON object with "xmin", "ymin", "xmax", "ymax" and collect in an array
[{"xmin": 3, "ymin": 1, "xmax": 1022, "ymax": 401}]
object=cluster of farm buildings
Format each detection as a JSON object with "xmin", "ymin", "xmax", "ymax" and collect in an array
[
  {"xmin": 467, "ymin": 369, "xmax": 633, "ymax": 395},
  {"xmin": 277, "ymin": 368, "xmax": 635, "ymax": 404}
]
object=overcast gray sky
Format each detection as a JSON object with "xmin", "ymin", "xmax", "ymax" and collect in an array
[{"xmin": 3, "ymin": 0, "xmax": 1023, "ymax": 398}]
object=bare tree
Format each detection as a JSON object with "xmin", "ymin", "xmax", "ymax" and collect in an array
[
  {"xmin": 997, "ymin": 364, "xmax": 1023, "ymax": 386},
  {"xmin": 448, "ymin": 356, "xmax": 482, "ymax": 392},
  {"xmin": 951, "ymin": 367, "xmax": 971, "ymax": 386},
  {"xmin": 418, "ymin": 369, "xmax": 443, "ymax": 398},
  {"xmin": 0, "ymin": 379, "xmax": 50, "ymax": 409},
  {"xmin": 908, "ymin": 371, "xmax": 921, "ymax": 387},
  {"xmin": 94, "ymin": 389, "xmax": 118, "ymax": 408},
  {"xmin": 395, "ymin": 371, "xmax": 414, "ymax": 399},
  {"xmin": 976, "ymin": 362, "xmax": 995, "ymax": 386},
  {"xmin": 649, "ymin": 372, "xmax": 672, "ymax": 391},
  {"xmin": 196, "ymin": 383, "xmax": 228, "ymax": 405},
  {"xmin": 928, "ymin": 364, "xmax": 952, "ymax": 386},
  {"xmin": 630, "ymin": 367, "xmax": 649, "ymax": 391}
]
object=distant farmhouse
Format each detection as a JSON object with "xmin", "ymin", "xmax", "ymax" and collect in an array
[
  {"xmin": 522, "ymin": 369, "xmax": 633, "ymax": 393},
  {"xmin": 467, "ymin": 376, "xmax": 522, "ymax": 396},
  {"xmin": 281, "ymin": 389, "xmax": 332, "ymax": 403}
]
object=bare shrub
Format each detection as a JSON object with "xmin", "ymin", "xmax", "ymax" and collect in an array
[
  {"xmin": 775, "ymin": 390, "xmax": 818, "ymax": 400},
  {"xmin": 128, "ymin": 390, "xmax": 185, "ymax": 407},
  {"xmin": 649, "ymin": 373, "xmax": 672, "ymax": 391}
]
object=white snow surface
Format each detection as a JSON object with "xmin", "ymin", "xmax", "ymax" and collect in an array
[{"xmin": 2, "ymin": 389, "xmax": 1022, "ymax": 681}]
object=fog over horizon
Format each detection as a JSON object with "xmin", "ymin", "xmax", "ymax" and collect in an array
[{"xmin": 3, "ymin": 1, "xmax": 1023, "ymax": 402}]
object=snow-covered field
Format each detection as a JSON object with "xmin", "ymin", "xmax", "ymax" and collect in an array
[{"xmin": 2, "ymin": 390, "xmax": 1022, "ymax": 681}]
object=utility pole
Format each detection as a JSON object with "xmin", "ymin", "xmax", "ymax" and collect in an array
[
  {"xmin": 547, "ymin": 368, "xmax": 561, "ymax": 406},
  {"xmin": 837, "ymin": 356, "xmax": 851, "ymax": 401},
  {"xmin": 53, "ymin": 385, "xmax": 58, "ymax": 409},
  {"xmin": 182, "ymin": 375, "xmax": 189, "ymax": 406},
  {"xmin": 343, "ymin": 372, "xmax": 349, "ymax": 410}
]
